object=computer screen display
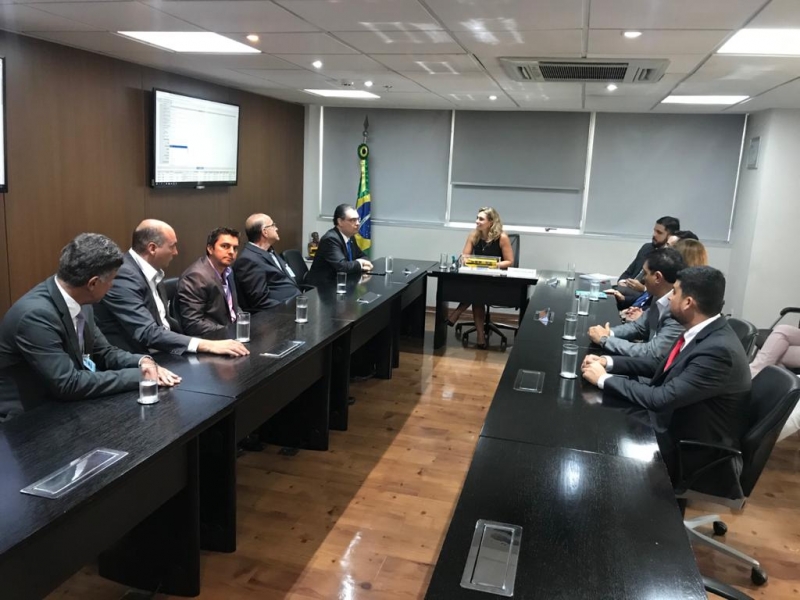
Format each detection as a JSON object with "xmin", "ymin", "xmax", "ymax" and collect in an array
[
  {"xmin": 0, "ymin": 58, "xmax": 8, "ymax": 193},
  {"xmin": 151, "ymin": 89, "xmax": 239, "ymax": 188}
]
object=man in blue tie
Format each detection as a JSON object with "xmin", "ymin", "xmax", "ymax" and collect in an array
[{"xmin": 306, "ymin": 204, "xmax": 373, "ymax": 286}]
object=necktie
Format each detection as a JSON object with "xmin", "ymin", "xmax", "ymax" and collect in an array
[
  {"xmin": 222, "ymin": 276, "xmax": 236, "ymax": 322},
  {"xmin": 663, "ymin": 335, "xmax": 685, "ymax": 371},
  {"xmin": 346, "ymin": 239, "xmax": 353, "ymax": 262},
  {"xmin": 75, "ymin": 312, "xmax": 86, "ymax": 354}
]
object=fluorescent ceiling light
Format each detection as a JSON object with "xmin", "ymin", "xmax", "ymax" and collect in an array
[
  {"xmin": 718, "ymin": 29, "xmax": 800, "ymax": 56},
  {"xmin": 304, "ymin": 89, "xmax": 380, "ymax": 99},
  {"xmin": 662, "ymin": 95, "xmax": 748, "ymax": 105},
  {"xmin": 623, "ymin": 31, "xmax": 642, "ymax": 39},
  {"xmin": 118, "ymin": 32, "xmax": 260, "ymax": 53}
]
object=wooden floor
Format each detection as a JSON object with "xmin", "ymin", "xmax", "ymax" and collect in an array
[{"xmin": 47, "ymin": 320, "xmax": 800, "ymax": 600}]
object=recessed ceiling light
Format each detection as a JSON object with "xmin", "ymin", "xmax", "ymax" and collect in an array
[
  {"xmin": 364, "ymin": 80, "xmax": 373, "ymax": 87},
  {"xmin": 718, "ymin": 29, "xmax": 800, "ymax": 56},
  {"xmin": 246, "ymin": 34, "xmax": 259, "ymax": 42},
  {"xmin": 661, "ymin": 95, "xmax": 748, "ymax": 105},
  {"xmin": 489, "ymin": 95, "xmax": 497, "ymax": 100},
  {"xmin": 312, "ymin": 60, "xmax": 323, "ymax": 69},
  {"xmin": 304, "ymin": 89, "xmax": 380, "ymax": 99},
  {"xmin": 117, "ymin": 32, "xmax": 260, "ymax": 54},
  {"xmin": 606, "ymin": 83, "xmax": 618, "ymax": 91},
  {"xmin": 623, "ymin": 31, "xmax": 642, "ymax": 39}
]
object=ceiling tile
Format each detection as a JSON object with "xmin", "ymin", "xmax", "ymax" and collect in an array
[
  {"xmin": 403, "ymin": 72, "xmax": 501, "ymax": 93},
  {"xmin": 587, "ymin": 53, "xmax": 707, "ymax": 74},
  {"xmin": 144, "ymin": 0, "xmax": 318, "ymax": 33},
  {"xmin": 453, "ymin": 29, "xmax": 583, "ymax": 58},
  {"xmin": 584, "ymin": 73, "xmax": 683, "ymax": 96},
  {"xmin": 424, "ymin": 0, "xmax": 584, "ymax": 31},
  {"xmin": 732, "ymin": 79, "xmax": 800, "ymax": 111},
  {"xmin": 0, "ymin": 4, "xmax": 93, "ymax": 31},
  {"xmin": 447, "ymin": 94, "xmax": 516, "ymax": 108},
  {"xmin": 372, "ymin": 53, "xmax": 483, "ymax": 73},
  {"xmin": 235, "ymin": 68, "xmax": 340, "ymax": 88},
  {"xmin": 274, "ymin": 0, "xmax": 441, "ymax": 32},
  {"xmin": 108, "ymin": 50, "xmax": 299, "ymax": 71},
  {"xmin": 588, "ymin": 29, "xmax": 730, "ymax": 55},
  {"xmin": 32, "ymin": 1, "xmax": 202, "ymax": 31},
  {"xmin": 584, "ymin": 95, "xmax": 660, "ymax": 112},
  {"xmin": 685, "ymin": 55, "xmax": 800, "ymax": 93},
  {"xmin": 333, "ymin": 30, "xmax": 464, "ymax": 54},
  {"xmin": 746, "ymin": 0, "xmax": 800, "ymax": 28},
  {"xmin": 314, "ymin": 72, "xmax": 426, "ymax": 92},
  {"xmin": 651, "ymin": 103, "xmax": 731, "ymax": 114},
  {"xmin": 589, "ymin": 0, "xmax": 765, "ymax": 29},
  {"xmin": 368, "ymin": 92, "xmax": 454, "ymax": 108},
  {"xmin": 28, "ymin": 31, "xmax": 175, "ymax": 55},
  {"xmin": 223, "ymin": 32, "xmax": 358, "ymax": 54},
  {"xmin": 506, "ymin": 83, "xmax": 582, "ymax": 108},
  {"xmin": 672, "ymin": 79, "xmax": 783, "ymax": 96},
  {"xmin": 276, "ymin": 53, "xmax": 388, "ymax": 72}
]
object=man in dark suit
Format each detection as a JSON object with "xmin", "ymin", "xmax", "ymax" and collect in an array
[
  {"xmin": 589, "ymin": 247, "xmax": 685, "ymax": 359},
  {"xmin": 0, "ymin": 233, "xmax": 180, "ymax": 421},
  {"xmin": 306, "ymin": 204, "xmax": 373, "ymax": 287},
  {"xmin": 176, "ymin": 227, "xmax": 241, "ymax": 338},
  {"xmin": 233, "ymin": 213, "xmax": 301, "ymax": 311},
  {"xmin": 94, "ymin": 219, "xmax": 248, "ymax": 357},
  {"xmin": 614, "ymin": 216, "xmax": 680, "ymax": 308},
  {"xmin": 582, "ymin": 266, "xmax": 751, "ymax": 496}
]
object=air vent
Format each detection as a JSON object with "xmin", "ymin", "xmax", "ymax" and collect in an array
[{"xmin": 500, "ymin": 58, "xmax": 669, "ymax": 84}]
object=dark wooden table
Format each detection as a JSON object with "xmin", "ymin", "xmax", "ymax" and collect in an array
[
  {"xmin": 0, "ymin": 388, "xmax": 233, "ymax": 600},
  {"xmin": 429, "ymin": 268, "xmax": 539, "ymax": 349}
]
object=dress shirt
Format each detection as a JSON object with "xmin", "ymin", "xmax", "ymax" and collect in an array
[
  {"xmin": 208, "ymin": 258, "xmax": 236, "ymax": 322},
  {"xmin": 54, "ymin": 276, "xmax": 82, "ymax": 334},
  {"xmin": 128, "ymin": 249, "xmax": 200, "ymax": 352}
]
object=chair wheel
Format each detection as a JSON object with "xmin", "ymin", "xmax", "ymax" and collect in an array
[
  {"xmin": 500, "ymin": 340, "xmax": 507, "ymax": 352},
  {"xmin": 462, "ymin": 333, "xmax": 469, "ymax": 348},
  {"xmin": 751, "ymin": 566, "xmax": 768, "ymax": 586},
  {"xmin": 712, "ymin": 521, "xmax": 728, "ymax": 536}
]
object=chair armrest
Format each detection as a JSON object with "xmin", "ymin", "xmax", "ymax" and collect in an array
[
  {"xmin": 675, "ymin": 440, "xmax": 742, "ymax": 494},
  {"xmin": 704, "ymin": 576, "xmax": 754, "ymax": 600},
  {"xmin": 780, "ymin": 306, "xmax": 800, "ymax": 317}
]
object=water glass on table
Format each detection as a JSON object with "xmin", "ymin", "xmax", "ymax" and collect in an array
[
  {"xmin": 337, "ymin": 272, "xmax": 347, "ymax": 294},
  {"xmin": 439, "ymin": 253, "xmax": 449, "ymax": 270},
  {"xmin": 138, "ymin": 359, "xmax": 159, "ymax": 405},
  {"xmin": 560, "ymin": 344, "xmax": 579, "ymax": 379},
  {"xmin": 236, "ymin": 311, "xmax": 250, "ymax": 342},
  {"xmin": 566, "ymin": 262, "xmax": 576, "ymax": 281},
  {"xmin": 385, "ymin": 256, "xmax": 394, "ymax": 274},
  {"xmin": 563, "ymin": 312, "xmax": 578, "ymax": 340},
  {"xmin": 589, "ymin": 281, "xmax": 601, "ymax": 301},
  {"xmin": 295, "ymin": 295, "xmax": 308, "ymax": 323},
  {"xmin": 578, "ymin": 294, "xmax": 590, "ymax": 316}
]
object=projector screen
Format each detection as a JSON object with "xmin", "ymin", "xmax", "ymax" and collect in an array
[
  {"xmin": 151, "ymin": 89, "xmax": 239, "ymax": 188},
  {"xmin": 0, "ymin": 57, "xmax": 7, "ymax": 193}
]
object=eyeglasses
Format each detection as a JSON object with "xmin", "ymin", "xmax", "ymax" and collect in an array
[
  {"xmin": 345, "ymin": 217, "xmax": 361, "ymax": 224},
  {"xmin": 263, "ymin": 223, "xmax": 278, "ymax": 230}
]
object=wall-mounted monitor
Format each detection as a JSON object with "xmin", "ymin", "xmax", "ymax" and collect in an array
[
  {"xmin": 151, "ymin": 89, "xmax": 239, "ymax": 188},
  {"xmin": 0, "ymin": 57, "xmax": 7, "ymax": 193}
]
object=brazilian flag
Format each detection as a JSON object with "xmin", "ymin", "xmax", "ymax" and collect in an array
[{"xmin": 355, "ymin": 143, "xmax": 371, "ymax": 256}]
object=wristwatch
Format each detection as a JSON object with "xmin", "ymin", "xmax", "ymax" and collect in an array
[{"xmin": 599, "ymin": 335, "xmax": 609, "ymax": 347}]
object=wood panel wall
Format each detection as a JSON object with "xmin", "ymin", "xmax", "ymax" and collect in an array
[{"xmin": 0, "ymin": 31, "xmax": 304, "ymax": 311}]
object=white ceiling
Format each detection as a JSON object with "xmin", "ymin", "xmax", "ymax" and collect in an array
[{"xmin": 2, "ymin": 0, "xmax": 800, "ymax": 112}]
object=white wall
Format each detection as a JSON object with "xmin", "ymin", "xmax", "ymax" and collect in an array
[{"xmin": 302, "ymin": 105, "xmax": 733, "ymax": 307}]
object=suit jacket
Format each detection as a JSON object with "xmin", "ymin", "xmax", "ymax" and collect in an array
[
  {"xmin": 605, "ymin": 316, "xmax": 751, "ymax": 497},
  {"xmin": 95, "ymin": 253, "xmax": 192, "ymax": 355},
  {"xmin": 618, "ymin": 242, "xmax": 655, "ymax": 281},
  {"xmin": 305, "ymin": 227, "xmax": 365, "ymax": 286},
  {"xmin": 175, "ymin": 257, "xmax": 238, "ymax": 339},
  {"xmin": 605, "ymin": 296, "xmax": 684, "ymax": 358},
  {"xmin": 233, "ymin": 243, "xmax": 301, "ymax": 312},
  {"xmin": 0, "ymin": 277, "xmax": 143, "ymax": 421}
]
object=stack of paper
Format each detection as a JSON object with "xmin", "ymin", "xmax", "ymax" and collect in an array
[{"xmin": 579, "ymin": 273, "xmax": 617, "ymax": 283}]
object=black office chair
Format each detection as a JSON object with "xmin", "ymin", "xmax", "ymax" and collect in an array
[
  {"xmin": 754, "ymin": 306, "xmax": 800, "ymax": 364},
  {"xmin": 677, "ymin": 366, "xmax": 800, "ymax": 586},
  {"xmin": 456, "ymin": 234, "xmax": 520, "ymax": 352},
  {"xmin": 727, "ymin": 317, "xmax": 758, "ymax": 360},
  {"xmin": 282, "ymin": 249, "xmax": 308, "ymax": 285},
  {"xmin": 704, "ymin": 577, "xmax": 754, "ymax": 600}
]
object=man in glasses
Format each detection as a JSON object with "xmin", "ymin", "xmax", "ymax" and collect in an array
[
  {"xmin": 306, "ymin": 204, "xmax": 373, "ymax": 286},
  {"xmin": 233, "ymin": 213, "xmax": 302, "ymax": 311}
]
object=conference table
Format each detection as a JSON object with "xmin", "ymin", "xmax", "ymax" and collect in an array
[
  {"xmin": 0, "ymin": 255, "xmax": 434, "ymax": 599},
  {"xmin": 425, "ymin": 272, "xmax": 707, "ymax": 599}
]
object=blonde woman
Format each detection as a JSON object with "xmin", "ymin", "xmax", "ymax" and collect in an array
[
  {"xmin": 674, "ymin": 239, "xmax": 708, "ymax": 268},
  {"xmin": 446, "ymin": 207, "xmax": 514, "ymax": 348}
]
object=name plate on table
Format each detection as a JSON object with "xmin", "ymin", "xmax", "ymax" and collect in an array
[
  {"xmin": 21, "ymin": 448, "xmax": 128, "ymax": 499},
  {"xmin": 357, "ymin": 292, "xmax": 381, "ymax": 304},
  {"xmin": 461, "ymin": 519, "xmax": 523, "ymax": 597},
  {"xmin": 260, "ymin": 340, "xmax": 304, "ymax": 358}
]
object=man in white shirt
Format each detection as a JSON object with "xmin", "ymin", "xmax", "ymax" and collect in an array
[{"xmin": 94, "ymin": 219, "xmax": 248, "ymax": 357}]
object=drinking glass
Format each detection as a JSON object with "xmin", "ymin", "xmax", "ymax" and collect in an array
[
  {"xmin": 589, "ymin": 281, "xmax": 601, "ymax": 302},
  {"xmin": 385, "ymin": 256, "xmax": 394, "ymax": 274},
  {"xmin": 560, "ymin": 344, "xmax": 579, "ymax": 379},
  {"xmin": 439, "ymin": 253, "xmax": 449, "ymax": 270},
  {"xmin": 563, "ymin": 312, "xmax": 578, "ymax": 340},
  {"xmin": 295, "ymin": 295, "xmax": 308, "ymax": 323},
  {"xmin": 566, "ymin": 262, "xmax": 576, "ymax": 281},
  {"xmin": 578, "ymin": 294, "xmax": 590, "ymax": 316},
  {"xmin": 337, "ymin": 272, "xmax": 347, "ymax": 294},
  {"xmin": 236, "ymin": 311, "xmax": 250, "ymax": 342},
  {"xmin": 138, "ymin": 360, "xmax": 159, "ymax": 405}
]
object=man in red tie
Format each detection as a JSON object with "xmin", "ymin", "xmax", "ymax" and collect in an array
[{"xmin": 582, "ymin": 266, "xmax": 751, "ymax": 491}]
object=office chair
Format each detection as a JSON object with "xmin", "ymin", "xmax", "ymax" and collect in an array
[
  {"xmin": 163, "ymin": 277, "xmax": 179, "ymax": 305},
  {"xmin": 704, "ymin": 577, "xmax": 754, "ymax": 600},
  {"xmin": 456, "ymin": 234, "xmax": 520, "ymax": 352},
  {"xmin": 282, "ymin": 249, "xmax": 309, "ymax": 285},
  {"xmin": 676, "ymin": 366, "xmax": 800, "ymax": 586},
  {"xmin": 727, "ymin": 317, "xmax": 758, "ymax": 359},
  {"xmin": 753, "ymin": 306, "xmax": 800, "ymax": 365}
]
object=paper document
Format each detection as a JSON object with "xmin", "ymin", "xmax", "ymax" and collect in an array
[
  {"xmin": 506, "ymin": 268, "xmax": 538, "ymax": 280},
  {"xmin": 579, "ymin": 273, "xmax": 617, "ymax": 283}
]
